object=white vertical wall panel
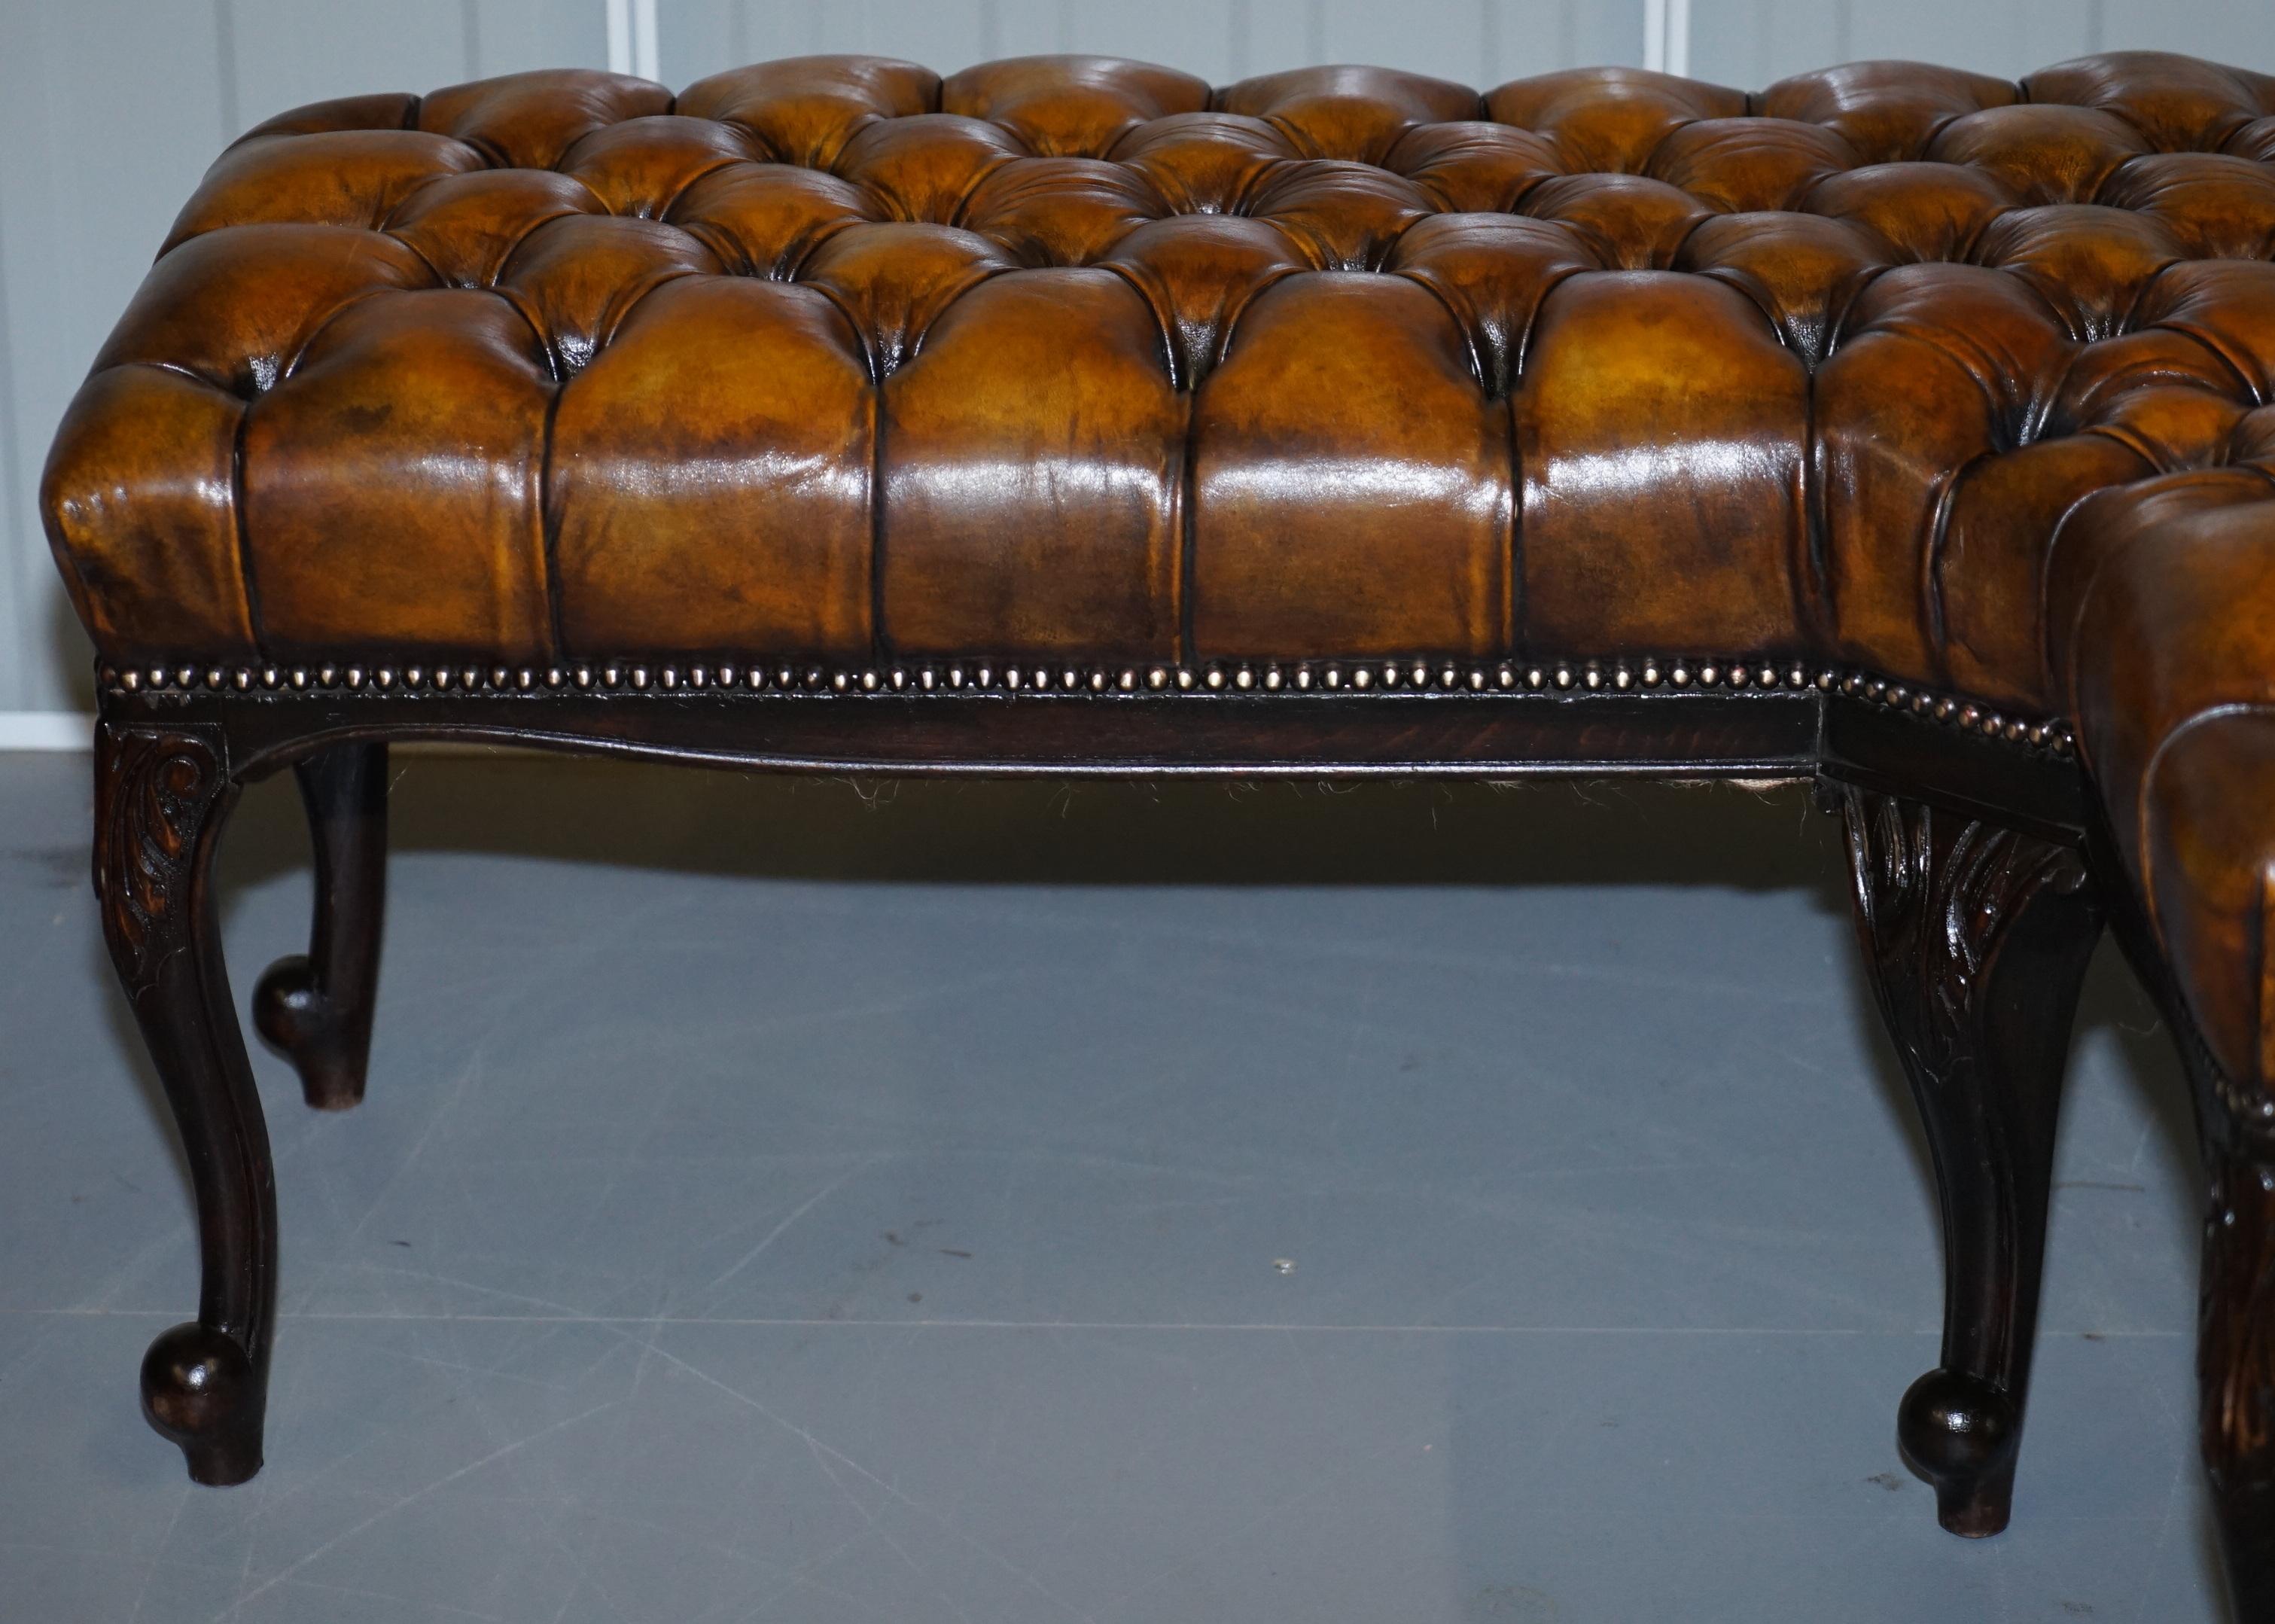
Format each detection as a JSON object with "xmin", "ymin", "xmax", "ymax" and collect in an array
[{"xmin": 1693, "ymin": 0, "xmax": 2273, "ymax": 91}]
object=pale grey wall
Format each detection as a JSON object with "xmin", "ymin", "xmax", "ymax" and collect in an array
[
  {"xmin": 656, "ymin": 0, "xmax": 1642, "ymax": 88},
  {"xmin": 0, "ymin": 0, "xmax": 608, "ymax": 715},
  {"xmin": 2, "ymin": 0, "xmax": 2270, "ymax": 718},
  {"xmin": 1689, "ymin": 0, "xmax": 2275, "ymax": 88}
]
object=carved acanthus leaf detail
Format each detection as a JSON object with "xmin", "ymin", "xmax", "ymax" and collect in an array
[
  {"xmin": 94, "ymin": 727, "xmax": 223, "ymax": 992},
  {"xmin": 1841, "ymin": 788, "xmax": 2091, "ymax": 1080},
  {"xmin": 2202, "ymin": 1144, "xmax": 2275, "ymax": 1499}
]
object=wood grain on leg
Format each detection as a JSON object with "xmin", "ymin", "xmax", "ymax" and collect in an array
[
  {"xmin": 253, "ymin": 742, "xmax": 388, "ymax": 1110},
  {"xmin": 94, "ymin": 723, "xmax": 275, "ymax": 1485},
  {"xmin": 1839, "ymin": 785, "xmax": 2103, "ymax": 1537}
]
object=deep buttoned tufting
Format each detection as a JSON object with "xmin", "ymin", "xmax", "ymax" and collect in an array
[
  {"xmin": 62, "ymin": 57, "xmax": 2275, "ymax": 1571},
  {"xmin": 42, "ymin": 50, "xmax": 2275, "ymax": 682},
  {"xmin": 38, "ymin": 50, "xmax": 2275, "ymax": 1090}
]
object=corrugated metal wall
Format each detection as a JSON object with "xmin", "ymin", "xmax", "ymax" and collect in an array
[{"xmin": 2, "ymin": 0, "xmax": 2269, "ymax": 727}]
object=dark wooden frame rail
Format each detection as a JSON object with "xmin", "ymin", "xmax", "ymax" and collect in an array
[{"xmin": 88, "ymin": 650, "xmax": 2275, "ymax": 1613}]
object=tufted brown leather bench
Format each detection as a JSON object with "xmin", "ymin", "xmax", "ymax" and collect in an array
[{"xmin": 42, "ymin": 47, "xmax": 2275, "ymax": 1607}]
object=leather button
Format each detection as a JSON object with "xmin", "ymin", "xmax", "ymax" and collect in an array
[
  {"xmin": 1971, "ymin": 203, "xmax": 2182, "ymax": 342},
  {"xmin": 494, "ymin": 214, "xmax": 720, "ymax": 375},
  {"xmin": 943, "ymin": 56, "xmax": 1209, "ymax": 157},
  {"xmin": 1488, "ymin": 66, "xmax": 1745, "ymax": 176},
  {"xmin": 1107, "ymin": 112, "xmax": 1296, "ymax": 215},
  {"xmin": 559, "ymin": 115, "xmax": 765, "ymax": 219},
  {"xmin": 1241, "ymin": 159, "xmax": 1435, "ymax": 270},
  {"xmin": 1103, "ymin": 215, "xmax": 1307, "ymax": 388},
  {"xmin": 1758, "ymin": 61, "xmax": 2015, "ymax": 165},
  {"xmin": 1220, "ymin": 65, "xmax": 1479, "ymax": 165},
  {"xmin": 2025, "ymin": 53, "xmax": 2275, "ymax": 155},
  {"xmin": 386, "ymin": 169, "xmax": 603, "ymax": 288},
  {"xmin": 677, "ymin": 56, "xmax": 940, "ymax": 170},
  {"xmin": 417, "ymin": 67, "xmax": 670, "ymax": 169},
  {"xmin": 164, "ymin": 129, "xmax": 484, "ymax": 252},
  {"xmin": 1389, "ymin": 213, "xmax": 1597, "ymax": 396},
  {"xmin": 1926, "ymin": 104, "xmax": 2152, "ymax": 206},
  {"xmin": 668, "ymin": 163, "xmax": 876, "ymax": 280},
  {"xmin": 1677, "ymin": 211, "xmax": 1883, "ymax": 363},
  {"xmin": 1646, "ymin": 116, "xmax": 1859, "ymax": 214},
  {"xmin": 833, "ymin": 113, "xmax": 1026, "ymax": 224},
  {"xmin": 795, "ymin": 222, "xmax": 1015, "ymax": 378},
  {"xmin": 960, "ymin": 157, "xmax": 1167, "ymax": 267},
  {"xmin": 93, "ymin": 224, "xmax": 434, "ymax": 397},
  {"xmin": 1803, "ymin": 160, "xmax": 2021, "ymax": 265},
  {"xmin": 2100, "ymin": 152, "xmax": 2275, "ymax": 261},
  {"xmin": 1385, "ymin": 120, "xmax": 1564, "ymax": 214},
  {"xmin": 1520, "ymin": 174, "xmax": 1710, "ymax": 271}
]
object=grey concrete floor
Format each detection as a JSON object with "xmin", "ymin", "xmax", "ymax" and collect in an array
[{"xmin": 0, "ymin": 750, "xmax": 2223, "ymax": 1622}]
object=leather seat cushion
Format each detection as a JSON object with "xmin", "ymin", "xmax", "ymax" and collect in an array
[{"xmin": 41, "ymin": 51, "xmax": 2275, "ymax": 709}]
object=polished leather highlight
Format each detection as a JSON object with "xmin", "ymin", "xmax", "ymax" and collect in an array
[{"xmin": 38, "ymin": 51, "xmax": 2275, "ymax": 1094}]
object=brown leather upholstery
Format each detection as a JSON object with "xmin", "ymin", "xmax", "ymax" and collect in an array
[{"xmin": 38, "ymin": 51, "xmax": 2275, "ymax": 1090}]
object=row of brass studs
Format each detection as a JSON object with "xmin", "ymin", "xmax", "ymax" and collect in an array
[
  {"xmin": 108, "ymin": 654, "xmax": 1811, "ymax": 696},
  {"xmin": 100, "ymin": 655, "xmax": 2069, "ymax": 753},
  {"xmin": 1833, "ymin": 669, "xmax": 2072, "ymax": 754}
]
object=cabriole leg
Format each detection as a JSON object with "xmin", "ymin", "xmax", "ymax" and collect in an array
[
  {"xmin": 95, "ymin": 724, "xmax": 274, "ymax": 1485},
  {"xmin": 1838, "ymin": 785, "xmax": 2104, "ymax": 1537},
  {"xmin": 2199, "ymin": 1120, "xmax": 2275, "ymax": 1618},
  {"xmin": 254, "ymin": 742, "xmax": 387, "ymax": 1110}
]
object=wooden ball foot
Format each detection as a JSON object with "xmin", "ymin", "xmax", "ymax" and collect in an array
[
  {"xmin": 141, "ymin": 1322, "xmax": 263, "ymax": 1486},
  {"xmin": 1898, "ymin": 1367, "xmax": 2019, "ymax": 1537},
  {"xmin": 254, "ymin": 954, "xmax": 365, "ymax": 1109}
]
